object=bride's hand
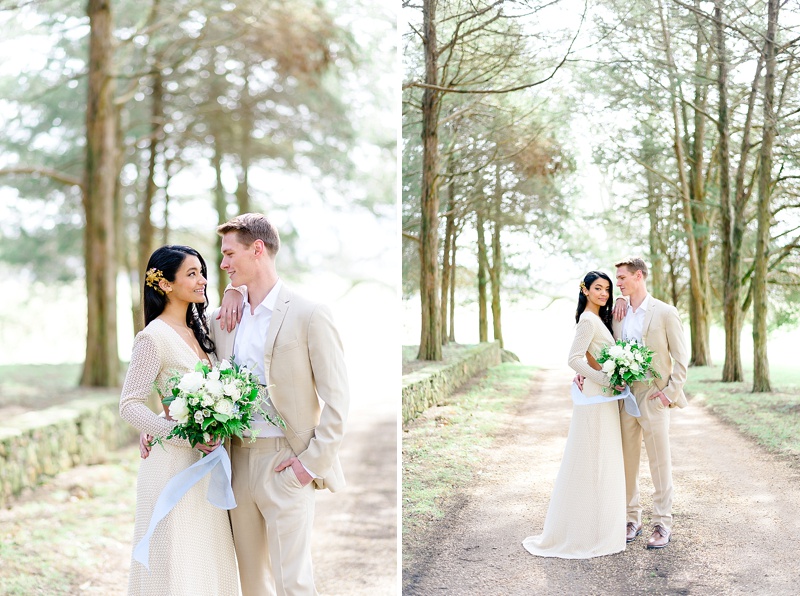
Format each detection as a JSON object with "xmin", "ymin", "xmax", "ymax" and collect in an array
[
  {"xmin": 573, "ymin": 374, "xmax": 584, "ymax": 391},
  {"xmin": 196, "ymin": 437, "xmax": 222, "ymax": 454},
  {"xmin": 612, "ymin": 297, "xmax": 627, "ymax": 322},
  {"xmin": 140, "ymin": 432, "xmax": 153, "ymax": 459},
  {"xmin": 217, "ymin": 287, "xmax": 245, "ymax": 332}
]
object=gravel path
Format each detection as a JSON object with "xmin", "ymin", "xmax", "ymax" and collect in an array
[{"xmin": 403, "ymin": 367, "xmax": 800, "ymax": 595}]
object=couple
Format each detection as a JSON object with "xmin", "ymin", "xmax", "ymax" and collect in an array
[
  {"xmin": 523, "ymin": 257, "xmax": 688, "ymax": 559},
  {"xmin": 119, "ymin": 213, "xmax": 349, "ymax": 595}
]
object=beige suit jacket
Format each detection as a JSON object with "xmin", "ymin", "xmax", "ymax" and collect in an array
[
  {"xmin": 209, "ymin": 285, "xmax": 349, "ymax": 491},
  {"xmin": 612, "ymin": 297, "xmax": 689, "ymax": 408}
]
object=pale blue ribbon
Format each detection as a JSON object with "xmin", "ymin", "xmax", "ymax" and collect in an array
[
  {"xmin": 571, "ymin": 382, "xmax": 641, "ymax": 418},
  {"xmin": 133, "ymin": 445, "xmax": 237, "ymax": 570}
]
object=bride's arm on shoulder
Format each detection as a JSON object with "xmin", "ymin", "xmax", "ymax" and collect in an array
[
  {"xmin": 216, "ymin": 284, "xmax": 247, "ymax": 332},
  {"xmin": 568, "ymin": 317, "xmax": 611, "ymax": 387},
  {"xmin": 119, "ymin": 332, "xmax": 190, "ymax": 448}
]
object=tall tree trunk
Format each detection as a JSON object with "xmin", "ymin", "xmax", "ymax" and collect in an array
[
  {"xmin": 449, "ymin": 228, "xmax": 457, "ymax": 342},
  {"xmin": 440, "ymin": 178, "xmax": 455, "ymax": 345},
  {"xmin": 211, "ymin": 125, "xmax": 228, "ymax": 302},
  {"xmin": 136, "ymin": 70, "xmax": 163, "ymax": 331},
  {"xmin": 715, "ymin": 1, "xmax": 744, "ymax": 382},
  {"xmin": 489, "ymin": 167, "xmax": 503, "ymax": 348},
  {"xmin": 687, "ymin": 13, "xmax": 712, "ymax": 366},
  {"xmin": 752, "ymin": 0, "xmax": 779, "ymax": 392},
  {"xmin": 81, "ymin": 0, "xmax": 119, "ymax": 387},
  {"xmin": 477, "ymin": 207, "xmax": 488, "ymax": 343},
  {"xmin": 644, "ymin": 126, "xmax": 665, "ymax": 301},
  {"xmin": 236, "ymin": 67, "xmax": 252, "ymax": 214},
  {"xmin": 418, "ymin": 0, "xmax": 442, "ymax": 360},
  {"xmin": 657, "ymin": 0, "xmax": 706, "ymax": 363}
]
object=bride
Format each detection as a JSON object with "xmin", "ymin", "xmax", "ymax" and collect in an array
[
  {"xmin": 522, "ymin": 270, "xmax": 626, "ymax": 559},
  {"xmin": 119, "ymin": 245, "xmax": 239, "ymax": 595}
]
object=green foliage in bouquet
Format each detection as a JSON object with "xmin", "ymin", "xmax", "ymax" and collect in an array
[
  {"xmin": 596, "ymin": 339, "xmax": 661, "ymax": 395},
  {"xmin": 157, "ymin": 357, "xmax": 285, "ymax": 449}
]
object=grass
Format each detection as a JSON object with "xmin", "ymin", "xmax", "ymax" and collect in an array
[
  {"xmin": 402, "ymin": 362, "xmax": 539, "ymax": 538},
  {"xmin": 685, "ymin": 364, "xmax": 800, "ymax": 458},
  {"xmin": 0, "ymin": 444, "xmax": 138, "ymax": 595}
]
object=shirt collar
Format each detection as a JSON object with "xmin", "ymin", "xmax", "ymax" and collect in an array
[
  {"xmin": 243, "ymin": 278, "xmax": 283, "ymax": 313},
  {"xmin": 628, "ymin": 292, "xmax": 651, "ymax": 315}
]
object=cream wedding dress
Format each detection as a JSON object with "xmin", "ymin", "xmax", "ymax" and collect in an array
[
  {"xmin": 120, "ymin": 319, "xmax": 239, "ymax": 595},
  {"xmin": 522, "ymin": 311, "xmax": 626, "ymax": 559}
]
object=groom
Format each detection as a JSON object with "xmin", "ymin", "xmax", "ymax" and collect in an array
[
  {"xmin": 211, "ymin": 212, "xmax": 349, "ymax": 595},
  {"xmin": 612, "ymin": 257, "xmax": 688, "ymax": 549}
]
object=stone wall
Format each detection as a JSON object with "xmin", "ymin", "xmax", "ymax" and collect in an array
[
  {"xmin": 0, "ymin": 393, "xmax": 139, "ymax": 508},
  {"xmin": 402, "ymin": 342, "xmax": 501, "ymax": 426}
]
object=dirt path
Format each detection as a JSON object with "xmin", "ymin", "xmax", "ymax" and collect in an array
[
  {"xmin": 404, "ymin": 367, "xmax": 800, "ymax": 595},
  {"xmin": 0, "ymin": 400, "xmax": 396, "ymax": 595}
]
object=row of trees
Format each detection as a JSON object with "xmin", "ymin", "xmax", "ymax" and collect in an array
[
  {"xmin": 402, "ymin": 0, "xmax": 579, "ymax": 360},
  {"xmin": 403, "ymin": 0, "xmax": 800, "ymax": 393},
  {"xmin": 585, "ymin": 0, "xmax": 800, "ymax": 391},
  {"xmin": 0, "ymin": 0, "xmax": 394, "ymax": 386}
]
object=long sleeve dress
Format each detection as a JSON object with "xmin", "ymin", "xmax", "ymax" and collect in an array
[
  {"xmin": 522, "ymin": 311, "xmax": 626, "ymax": 559},
  {"xmin": 119, "ymin": 319, "xmax": 239, "ymax": 595}
]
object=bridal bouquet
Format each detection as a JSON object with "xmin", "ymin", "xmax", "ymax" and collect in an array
[
  {"xmin": 596, "ymin": 339, "xmax": 661, "ymax": 395},
  {"xmin": 158, "ymin": 358, "xmax": 285, "ymax": 448}
]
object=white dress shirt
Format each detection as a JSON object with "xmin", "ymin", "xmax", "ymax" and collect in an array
[
  {"xmin": 622, "ymin": 293, "xmax": 651, "ymax": 343},
  {"xmin": 234, "ymin": 279, "xmax": 284, "ymax": 438}
]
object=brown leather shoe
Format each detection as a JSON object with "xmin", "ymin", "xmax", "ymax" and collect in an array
[
  {"xmin": 646, "ymin": 525, "xmax": 670, "ymax": 549},
  {"xmin": 626, "ymin": 522, "xmax": 642, "ymax": 543}
]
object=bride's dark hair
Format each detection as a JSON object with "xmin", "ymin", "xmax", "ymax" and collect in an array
[
  {"xmin": 575, "ymin": 270, "xmax": 614, "ymax": 334},
  {"xmin": 143, "ymin": 245, "xmax": 215, "ymax": 354}
]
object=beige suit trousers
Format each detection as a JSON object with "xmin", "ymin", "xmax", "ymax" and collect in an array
[
  {"xmin": 620, "ymin": 381, "xmax": 673, "ymax": 532},
  {"xmin": 229, "ymin": 438, "xmax": 317, "ymax": 596}
]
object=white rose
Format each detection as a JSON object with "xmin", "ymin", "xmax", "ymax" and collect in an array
[
  {"xmin": 207, "ymin": 369, "xmax": 221, "ymax": 381},
  {"xmin": 214, "ymin": 399, "xmax": 234, "ymax": 416},
  {"xmin": 178, "ymin": 371, "xmax": 205, "ymax": 393},
  {"xmin": 194, "ymin": 410, "xmax": 205, "ymax": 424},
  {"xmin": 601, "ymin": 360, "xmax": 616, "ymax": 374},
  {"xmin": 168, "ymin": 397, "xmax": 190, "ymax": 424},
  {"xmin": 205, "ymin": 379, "xmax": 224, "ymax": 398},
  {"xmin": 609, "ymin": 345, "xmax": 624, "ymax": 359},
  {"xmin": 630, "ymin": 362, "xmax": 641, "ymax": 373},
  {"xmin": 223, "ymin": 382, "xmax": 241, "ymax": 401},
  {"xmin": 219, "ymin": 359, "xmax": 232, "ymax": 371},
  {"xmin": 634, "ymin": 352, "xmax": 644, "ymax": 363}
]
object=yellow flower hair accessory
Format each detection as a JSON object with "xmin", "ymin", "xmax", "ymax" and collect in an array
[
  {"xmin": 146, "ymin": 268, "xmax": 166, "ymax": 295},
  {"xmin": 579, "ymin": 280, "xmax": 587, "ymax": 292}
]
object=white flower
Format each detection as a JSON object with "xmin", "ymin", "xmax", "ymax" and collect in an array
[
  {"xmin": 609, "ymin": 345, "xmax": 624, "ymax": 359},
  {"xmin": 214, "ymin": 399, "xmax": 234, "ymax": 416},
  {"xmin": 602, "ymin": 360, "xmax": 616, "ymax": 374},
  {"xmin": 189, "ymin": 396, "xmax": 200, "ymax": 406},
  {"xmin": 630, "ymin": 362, "xmax": 641, "ymax": 373},
  {"xmin": 194, "ymin": 410, "xmax": 205, "ymax": 424},
  {"xmin": 201, "ymin": 393, "xmax": 215, "ymax": 407},
  {"xmin": 178, "ymin": 371, "xmax": 205, "ymax": 393},
  {"xmin": 207, "ymin": 369, "xmax": 221, "ymax": 381},
  {"xmin": 223, "ymin": 381, "xmax": 241, "ymax": 401},
  {"xmin": 219, "ymin": 359, "xmax": 232, "ymax": 371},
  {"xmin": 203, "ymin": 432, "xmax": 212, "ymax": 443},
  {"xmin": 205, "ymin": 378, "xmax": 224, "ymax": 398},
  {"xmin": 168, "ymin": 397, "xmax": 190, "ymax": 424},
  {"xmin": 634, "ymin": 352, "xmax": 644, "ymax": 363}
]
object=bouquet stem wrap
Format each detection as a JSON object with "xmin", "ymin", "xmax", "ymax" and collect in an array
[
  {"xmin": 571, "ymin": 382, "xmax": 641, "ymax": 418},
  {"xmin": 133, "ymin": 445, "xmax": 236, "ymax": 570}
]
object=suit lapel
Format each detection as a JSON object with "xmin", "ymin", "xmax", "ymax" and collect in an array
[
  {"xmin": 263, "ymin": 286, "xmax": 292, "ymax": 373},
  {"xmin": 641, "ymin": 298, "xmax": 657, "ymax": 344}
]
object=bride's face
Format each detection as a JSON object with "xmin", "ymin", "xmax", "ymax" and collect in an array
[
  {"xmin": 585, "ymin": 277, "xmax": 610, "ymax": 308},
  {"xmin": 165, "ymin": 255, "xmax": 207, "ymax": 304}
]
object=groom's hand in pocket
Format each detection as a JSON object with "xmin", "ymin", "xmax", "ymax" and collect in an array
[{"xmin": 275, "ymin": 457, "xmax": 314, "ymax": 487}]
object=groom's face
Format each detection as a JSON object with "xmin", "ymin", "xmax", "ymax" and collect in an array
[
  {"xmin": 615, "ymin": 266, "xmax": 640, "ymax": 297},
  {"xmin": 220, "ymin": 232, "xmax": 256, "ymax": 286}
]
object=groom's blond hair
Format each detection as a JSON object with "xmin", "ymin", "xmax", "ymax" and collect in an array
[
  {"xmin": 615, "ymin": 257, "xmax": 648, "ymax": 278},
  {"xmin": 217, "ymin": 213, "xmax": 280, "ymax": 257}
]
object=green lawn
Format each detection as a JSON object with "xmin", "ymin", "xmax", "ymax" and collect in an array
[
  {"xmin": 685, "ymin": 364, "xmax": 800, "ymax": 458},
  {"xmin": 402, "ymin": 362, "xmax": 539, "ymax": 534}
]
